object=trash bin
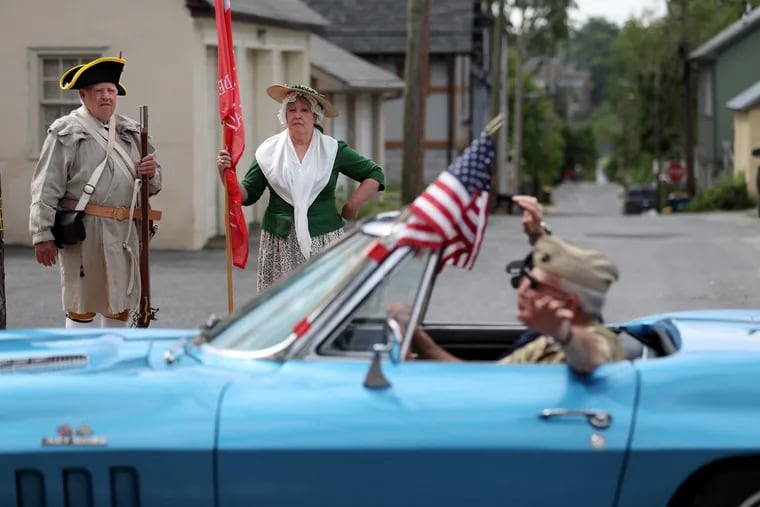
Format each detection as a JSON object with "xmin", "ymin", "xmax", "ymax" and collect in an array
[{"xmin": 667, "ymin": 195, "xmax": 691, "ymax": 212}]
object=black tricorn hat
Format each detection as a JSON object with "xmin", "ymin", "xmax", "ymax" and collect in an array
[{"xmin": 59, "ymin": 57, "xmax": 127, "ymax": 96}]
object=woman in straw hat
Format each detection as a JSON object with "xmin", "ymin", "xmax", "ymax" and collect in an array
[{"xmin": 217, "ymin": 84, "xmax": 384, "ymax": 292}]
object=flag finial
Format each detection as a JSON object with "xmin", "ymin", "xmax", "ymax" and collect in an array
[{"xmin": 485, "ymin": 113, "xmax": 504, "ymax": 136}]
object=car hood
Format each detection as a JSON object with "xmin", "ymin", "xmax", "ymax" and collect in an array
[
  {"xmin": 0, "ymin": 328, "xmax": 284, "ymax": 454},
  {"xmin": 0, "ymin": 327, "xmax": 201, "ymax": 374},
  {"xmin": 622, "ymin": 309, "xmax": 760, "ymax": 354}
]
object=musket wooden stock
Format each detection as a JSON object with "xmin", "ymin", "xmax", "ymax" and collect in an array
[{"xmin": 137, "ymin": 105, "xmax": 152, "ymax": 328}]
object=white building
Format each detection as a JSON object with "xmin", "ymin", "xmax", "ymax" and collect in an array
[{"xmin": 0, "ymin": 0, "xmax": 329, "ymax": 249}]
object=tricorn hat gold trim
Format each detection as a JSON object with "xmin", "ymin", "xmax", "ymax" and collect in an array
[
  {"xmin": 266, "ymin": 84, "xmax": 338, "ymax": 118},
  {"xmin": 59, "ymin": 57, "xmax": 127, "ymax": 96}
]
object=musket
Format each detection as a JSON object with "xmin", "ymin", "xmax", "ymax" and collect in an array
[{"xmin": 136, "ymin": 105, "xmax": 155, "ymax": 328}]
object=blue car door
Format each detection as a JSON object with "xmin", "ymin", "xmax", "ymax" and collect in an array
[
  {"xmin": 377, "ymin": 360, "xmax": 639, "ymax": 506},
  {"xmin": 216, "ymin": 359, "xmax": 637, "ymax": 507}
]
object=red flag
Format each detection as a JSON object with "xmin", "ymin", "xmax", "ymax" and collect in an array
[
  {"xmin": 215, "ymin": 0, "xmax": 248, "ymax": 269},
  {"xmin": 395, "ymin": 131, "xmax": 494, "ymax": 270}
]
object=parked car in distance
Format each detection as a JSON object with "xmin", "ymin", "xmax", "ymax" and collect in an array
[{"xmin": 623, "ymin": 183, "xmax": 658, "ymax": 214}]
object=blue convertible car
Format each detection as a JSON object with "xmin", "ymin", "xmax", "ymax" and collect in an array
[{"xmin": 2, "ymin": 211, "xmax": 760, "ymax": 507}]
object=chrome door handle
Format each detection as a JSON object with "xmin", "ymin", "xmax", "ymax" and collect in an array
[{"xmin": 539, "ymin": 408, "xmax": 612, "ymax": 430}]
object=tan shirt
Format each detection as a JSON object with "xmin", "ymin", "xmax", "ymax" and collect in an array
[
  {"xmin": 29, "ymin": 106, "xmax": 161, "ymax": 315},
  {"xmin": 499, "ymin": 323, "xmax": 625, "ymax": 366}
]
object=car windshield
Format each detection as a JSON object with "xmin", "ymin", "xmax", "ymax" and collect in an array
[{"xmin": 204, "ymin": 232, "xmax": 377, "ymax": 356}]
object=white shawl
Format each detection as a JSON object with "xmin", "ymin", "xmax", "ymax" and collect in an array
[{"xmin": 255, "ymin": 128, "xmax": 338, "ymax": 258}]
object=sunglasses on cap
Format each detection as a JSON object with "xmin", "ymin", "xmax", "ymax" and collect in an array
[
  {"xmin": 505, "ymin": 254, "xmax": 570, "ymax": 299},
  {"xmin": 505, "ymin": 252, "xmax": 532, "ymax": 289}
]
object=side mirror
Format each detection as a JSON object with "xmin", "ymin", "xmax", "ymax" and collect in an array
[
  {"xmin": 752, "ymin": 147, "xmax": 760, "ymax": 158},
  {"xmin": 363, "ymin": 316, "xmax": 404, "ymax": 390}
]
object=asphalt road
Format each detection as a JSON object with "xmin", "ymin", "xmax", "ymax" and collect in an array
[
  {"xmin": 4, "ymin": 182, "xmax": 760, "ymax": 328},
  {"xmin": 429, "ymin": 182, "xmax": 760, "ymax": 323}
]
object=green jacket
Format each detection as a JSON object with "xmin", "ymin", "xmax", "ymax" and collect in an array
[{"xmin": 241, "ymin": 139, "xmax": 385, "ymax": 238}]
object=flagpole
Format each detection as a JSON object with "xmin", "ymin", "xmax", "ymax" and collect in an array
[
  {"xmin": 215, "ymin": 0, "xmax": 248, "ymax": 308},
  {"xmin": 222, "ymin": 129, "xmax": 234, "ymax": 315}
]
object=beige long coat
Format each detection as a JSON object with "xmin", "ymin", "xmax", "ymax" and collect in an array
[{"xmin": 29, "ymin": 106, "xmax": 161, "ymax": 316}]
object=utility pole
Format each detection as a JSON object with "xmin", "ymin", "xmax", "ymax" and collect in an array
[
  {"xmin": 401, "ymin": 0, "xmax": 431, "ymax": 204},
  {"xmin": 499, "ymin": 5, "xmax": 511, "ymax": 198},
  {"xmin": 512, "ymin": 35, "xmax": 526, "ymax": 196},
  {"xmin": 489, "ymin": 0, "xmax": 507, "ymax": 200},
  {"xmin": 488, "ymin": 0, "xmax": 503, "ymax": 125},
  {"xmin": 0, "ymin": 173, "xmax": 5, "ymax": 329},
  {"xmin": 681, "ymin": 0, "xmax": 696, "ymax": 196},
  {"xmin": 655, "ymin": 63, "xmax": 663, "ymax": 210}
]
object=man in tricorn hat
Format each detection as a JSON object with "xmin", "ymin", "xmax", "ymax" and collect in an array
[
  {"xmin": 29, "ymin": 56, "xmax": 162, "ymax": 328},
  {"xmin": 391, "ymin": 235, "xmax": 624, "ymax": 373}
]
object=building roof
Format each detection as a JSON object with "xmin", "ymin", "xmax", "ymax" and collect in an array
[
  {"xmin": 301, "ymin": 0, "xmax": 472, "ymax": 54},
  {"xmin": 310, "ymin": 35, "xmax": 404, "ymax": 91},
  {"xmin": 690, "ymin": 6, "xmax": 760, "ymax": 62},
  {"xmin": 186, "ymin": 0, "xmax": 329, "ymax": 30},
  {"xmin": 726, "ymin": 80, "xmax": 760, "ymax": 111}
]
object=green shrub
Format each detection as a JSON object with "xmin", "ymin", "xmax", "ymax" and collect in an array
[{"xmin": 683, "ymin": 173, "xmax": 757, "ymax": 212}]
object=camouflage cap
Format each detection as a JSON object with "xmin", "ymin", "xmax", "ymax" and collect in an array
[{"xmin": 532, "ymin": 236, "xmax": 619, "ymax": 293}]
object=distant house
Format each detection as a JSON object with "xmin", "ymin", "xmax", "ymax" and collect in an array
[
  {"xmin": 302, "ymin": 0, "xmax": 480, "ymax": 185},
  {"xmin": 726, "ymin": 81, "xmax": 760, "ymax": 196},
  {"xmin": 533, "ymin": 58, "xmax": 593, "ymax": 122},
  {"xmin": 690, "ymin": 7, "xmax": 760, "ymax": 188},
  {"xmin": 309, "ymin": 34, "xmax": 404, "ymax": 197},
  {"xmin": 0, "ymin": 0, "xmax": 327, "ymax": 249}
]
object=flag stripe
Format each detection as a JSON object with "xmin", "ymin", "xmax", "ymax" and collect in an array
[{"xmin": 394, "ymin": 130, "xmax": 494, "ymax": 272}]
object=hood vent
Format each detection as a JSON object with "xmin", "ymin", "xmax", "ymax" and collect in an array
[{"xmin": 0, "ymin": 354, "xmax": 89, "ymax": 372}]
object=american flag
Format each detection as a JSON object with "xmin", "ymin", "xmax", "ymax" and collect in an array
[{"xmin": 395, "ymin": 130, "xmax": 494, "ymax": 270}]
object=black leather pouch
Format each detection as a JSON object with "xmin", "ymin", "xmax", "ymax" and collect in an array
[{"xmin": 52, "ymin": 209, "xmax": 86, "ymax": 247}]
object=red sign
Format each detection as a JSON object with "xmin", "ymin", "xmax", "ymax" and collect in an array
[{"xmin": 667, "ymin": 160, "xmax": 685, "ymax": 183}]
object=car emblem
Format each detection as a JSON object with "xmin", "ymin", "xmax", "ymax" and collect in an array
[
  {"xmin": 589, "ymin": 433, "xmax": 606, "ymax": 451},
  {"xmin": 42, "ymin": 424, "xmax": 108, "ymax": 447}
]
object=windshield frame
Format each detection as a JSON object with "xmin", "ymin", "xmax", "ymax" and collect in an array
[
  {"xmin": 198, "ymin": 231, "xmax": 380, "ymax": 359},
  {"xmin": 287, "ymin": 245, "xmax": 437, "ymax": 360}
]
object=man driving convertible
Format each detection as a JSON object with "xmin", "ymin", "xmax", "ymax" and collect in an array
[{"xmin": 389, "ymin": 197, "xmax": 625, "ymax": 374}]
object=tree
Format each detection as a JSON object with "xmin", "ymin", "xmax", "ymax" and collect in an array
[
  {"xmin": 596, "ymin": 0, "xmax": 757, "ymax": 185},
  {"xmin": 521, "ymin": 76, "xmax": 566, "ymax": 190},
  {"xmin": 507, "ymin": 0, "xmax": 573, "ymax": 191},
  {"xmin": 605, "ymin": 18, "xmax": 667, "ymax": 178},
  {"xmin": 562, "ymin": 124, "xmax": 598, "ymax": 179},
  {"xmin": 567, "ymin": 17, "xmax": 619, "ymax": 107}
]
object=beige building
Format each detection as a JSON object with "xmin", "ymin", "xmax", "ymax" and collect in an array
[
  {"xmin": 0, "ymin": 0, "xmax": 327, "ymax": 249},
  {"xmin": 727, "ymin": 81, "xmax": 760, "ymax": 197}
]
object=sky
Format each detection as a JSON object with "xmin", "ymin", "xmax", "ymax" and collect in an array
[{"xmin": 572, "ymin": 0, "xmax": 668, "ymax": 26}]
